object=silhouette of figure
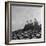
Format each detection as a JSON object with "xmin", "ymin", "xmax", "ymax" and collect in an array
[
  {"xmin": 23, "ymin": 20, "xmax": 34, "ymax": 31},
  {"xmin": 33, "ymin": 18, "xmax": 41, "ymax": 38}
]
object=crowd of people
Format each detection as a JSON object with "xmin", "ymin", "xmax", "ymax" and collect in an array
[{"xmin": 11, "ymin": 18, "xmax": 41, "ymax": 40}]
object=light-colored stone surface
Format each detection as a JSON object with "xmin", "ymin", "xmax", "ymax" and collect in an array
[{"xmin": 45, "ymin": 4, "xmax": 46, "ymax": 41}]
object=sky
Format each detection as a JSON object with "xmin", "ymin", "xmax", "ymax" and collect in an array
[{"xmin": 11, "ymin": 5, "xmax": 42, "ymax": 31}]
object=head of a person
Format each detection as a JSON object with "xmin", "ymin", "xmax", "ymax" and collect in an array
[
  {"xmin": 34, "ymin": 18, "xmax": 37, "ymax": 22},
  {"xmin": 30, "ymin": 19, "xmax": 32, "ymax": 24},
  {"xmin": 34, "ymin": 18, "xmax": 38, "ymax": 25},
  {"xmin": 26, "ymin": 20, "xmax": 29, "ymax": 24}
]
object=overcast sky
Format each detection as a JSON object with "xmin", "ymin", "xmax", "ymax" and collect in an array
[{"xmin": 11, "ymin": 5, "xmax": 42, "ymax": 31}]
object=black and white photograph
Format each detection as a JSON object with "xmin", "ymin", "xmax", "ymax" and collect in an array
[
  {"xmin": 11, "ymin": 5, "xmax": 42, "ymax": 40},
  {"xmin": 5, "ymin": 2, "xmax": 45, "ymax": 44}
]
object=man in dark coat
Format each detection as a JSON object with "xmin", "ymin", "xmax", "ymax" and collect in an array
[
  {"xmin": 33, "ymin": 18, "xmax": 41, "ymax": 38},
  {"xmin": 23, "ymin": 20, "xmax": 34, "ymax": 39}
]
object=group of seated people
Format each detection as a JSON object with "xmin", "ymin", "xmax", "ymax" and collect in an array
[{"xmin": 11, "ymin": 18, "xmax": 41, "ymax": 40}]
